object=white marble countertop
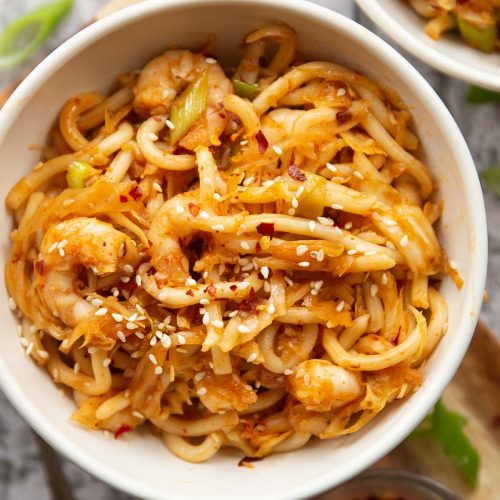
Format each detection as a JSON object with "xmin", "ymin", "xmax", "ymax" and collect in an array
[{"xmin": 0, "ymin": 1, "xmax": 498, "ymax": 499}]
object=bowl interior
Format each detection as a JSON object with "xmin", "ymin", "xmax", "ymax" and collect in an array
[
  {"xmin": 0, "ymin": 1, "xmax": 486, "ymax": 499},
  {"xmin": 356, "ymin": 0, "xmax": 500, "ymax": 91}
]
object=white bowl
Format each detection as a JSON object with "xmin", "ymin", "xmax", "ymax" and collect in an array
[
  {"xmin": 356, "ymin": 0, "xmax": 500, "ymax": 91},
  {"xmin": 0, "ymin": 1, "xmax": 487, "ymax": 499}
]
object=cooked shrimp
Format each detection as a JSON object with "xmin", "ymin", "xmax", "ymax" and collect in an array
[
  {"xmin": 134, "ymin": 49, "xmax": 232, "ymax": 149},
  {"xmin": 287, "ymin": 359, "xmax": 362, "ymax": 412},
  {"xmin": 37, "ymin": 217, "xmax": 139, "ymax": 327}
]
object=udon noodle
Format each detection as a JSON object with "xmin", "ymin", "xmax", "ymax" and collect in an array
[{"xmin": 5, "ymin": 24, "xmax": 457, "ymax": 463}]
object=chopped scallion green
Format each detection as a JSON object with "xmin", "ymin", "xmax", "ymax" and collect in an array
[
  {"xmin": 466, "ymin": 85, "xmax": 500, "ymax": 104},
  {"xmin": 66, "ymin": 161, "xmax": 98, "ymax": 188},
  {"xmin": 233, "ymin": 79, "xmax": 259, "ymax": 100},
  {"xmin": 0, "ymin": 0, "xmax": 73, "ymax": 70}
]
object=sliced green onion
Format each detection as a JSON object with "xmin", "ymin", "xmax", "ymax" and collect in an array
[
  {"xmin": 456, "ymin": 16, "xmax": 498, "ymax": 53},
  {"xmin": 0, "ymin": 0, "xmax": 73, "ymax": 70},
  {"xmin": 233, "ymin": 79, "xmax": 259, "ymax": 100},
  {"xmin": 466, "ymin": 85, "xmax": 500, "ymax": 104},
  {"xmin": 411, "ymin": 400, "xmax": 480, "ymax": 487},
  {"xmin": 480, "ymin": 166, "xmax": 500, "ymax": 197},
  {"xmin": 66, "ymin": 161, "xmax": 98, "ymax": 188},
  {"xmin": 169, "ymin": 70, "xmax": 208, "ymax": 145}
]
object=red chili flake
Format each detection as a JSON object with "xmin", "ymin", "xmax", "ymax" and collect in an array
[
  {"xmin": 255, "ymin": 241, "xmax": 262, "ymax": 253},
  {"xmin": 457, "ymin": 0, "xmax": 469, "ymax": 4},
  {"xmin": 258, "ymin": 56, "xmax": 267, "ymax": 67},
  {"xmin": 255, "ymin": 130, "xmax": 268, "ymax": 154},
  {"xmin": 186, "ymin": 289, "xmax": 194, "ymax": 296},
  {"xmin": 114, "ymin": 425, "xmax": 131, "ymax": 439},
  {"xmin": 336, "ymin": 111, "xmax": 352, "ymax": 125},
  {"xmin": 35, "ymin": 259, "xmax": 44, "ymax": 275},
  {"xmin": 256, "ymin": 222, "xmax": 275, "ymax": 238},
  {"xmin": 230, "ymin": 285, "xmax": 237, "ymax": 291},
  {"xmin": 204, "ymin": 284, "xmax": 217, "ymax": 297},
  {"xmin": 218, "ymin": 112, "xmax": 226, "ymax": 119},
  {"xmin": 129, "ymin": 185, "xmax": 142, "ymax": 201},
  {"xmin": 188, "ymin": 203, "xmax": 200, "ymax": 217},
  {"xmin": 173, "ymin": 146, "xmax": 191, "ymax": 155},
  {"xmin": 288, "ymin": 164, "xmax": 306, "ymax": 182},
  {"xmin": 119, "ymin": 195, "xmax": 128, "ymax": 203},
  {"xmin": 238, "ymin": 287, "xmax": 259, "ymax": 313}
]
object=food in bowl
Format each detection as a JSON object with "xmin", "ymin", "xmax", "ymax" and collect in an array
[
  {"xmin": 405, "ymin": 0, "xmax": 500, "ymax": 52},
  {"xmin": 5, "ymin": 23, "xmax": 456, "ymax": 464}
]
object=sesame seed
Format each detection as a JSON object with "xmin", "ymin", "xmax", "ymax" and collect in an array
[
  {"xmin": 237, "ymin": 281, "xmax": 250, "ymax": 290},
  {"xmin": 120, "ymin": 276, "xmax": 130, "ymax": 283},
  {"xmin": 267, "ymin": 302, "xmax": 276, "ymax": 314},
  {"xmin": 288, "ymin": 208, "xmax": 296, "ymax": 216},
  {"xmin": 337, "ymin": 87, "xmax": 347, "ymax": 96},
  {"xmin": 202, "ymin": 312, "xmax": 210, "ymax": 325},
  {"xmin": 353, "ymin": 171, "xmax": 364, "ymax": 179},
  {"xmin": 283, "ymin": 369, "xmax": 293, "ymax": 375},
  {"xmin": 48, "ymin": 242, "xmax": 58, "ymax": 253},
  {"xmin": 194, "ymin": 371, "xmax": 206, "ymax": 382},
  {"xmin": 135, "ymin": 332, "xmax": 144, "ymax": 339},
  {"xmin": 336, "ymin": 301, "xmax": 345, "ymax": 312},
  {"xmin": 243, "ymin": 176, "xmax": 254, "ymax": 186},
  {"xmin": 62, "ymin": 198, "xmax": 75, "ymax": 207},
  {"xmin": 262, "ymin": 179, "xmax": 274, "ymax": 187},
  {"xmin": 213, "ymin": 192, "xmax": 222, "ymax": 202},
  {"xmin": 296, "ymin": 185, "xmax": 305, "ymax": 198},
  {"xmin": 308, "ymin": 221, "xmax": 316, "ymax": 232},
  {"xmin": 58, "ymin": 248, "xmax": 65, "ymax": 257},
  {"xmin": 345, "ymin": 221, "xmax": 353, "ymax": 230},
  {"xmin": 272, "ymin": 145, "xmax": 283, "ymax": 155},
  {"xmin": 449, "ymin": 260, "xmax": 457, "ymax": 270},
  {"xmin": 128, "ymin": 312, "xmax": 138, "ymax": 322},
  {"xmin": 150, "ymin": 336, "xmax": 158, "ymax": 346},
  {"xmin": 112, "ymin": 313, "xmax": 123, "ymax": 322},
  {"xmin": 197, "ymin": 387, "xmax": 207, "ymax": 396},
  {"xmin": 291, "ymin": 197, "xmax": 299, "ymax": 208},
  {"xmin": 19, "ymin": 337, "xmax": 29, "ymax": 347},
  {"xmin": 185, "ymin": 277, "xmax": 197, "ymax": 286},
  {"xmin": 161, "ymin": 335, "xmax": 172, "ymax": 349},
  {"xmin": 228, "ymin": 310, "xmax": 238, "ymax": 318},
  {"xmin": 200, "ymin": 299, "xmax": 210, "ymax": 306},
  {"xmin": 148, "ymin": 354, "xmax": 158, "ymax": 365},
  {"xmin": 400, "ymin": 235, "xmax": 409, "ymax": 247},
  {"xmin": 298, "ymin": 261, "xmax": 310, "ymax": 267},
  {"xmin": 261, "ymin": 266, "xmax": 270, "ymax": 279},
  {"xmin": 154, "ymin": 366, "xmax": 163, "ymax": 375},
  {"xmin": 117, "ymin": 331, "xmax": 126, "ymax": 342},
  {"xmin": 8, "ymin": 297, "xmax": 16, "ymax": 311},
  {"xmin": 382, "ymin": 273, "xmax": 388, "ymax": 285},
  {"xmin": 176, "ymin": 204, "xmax": 184, "ymax": 214},
  {"xmin": 126, "ymin": 322, "xmax": 138, "ymax": 330},
  {"xmin": 326, "ymin": 163, "xmax": 337, "ymax": 172},
  {"xmin": 247, "ymin": 353, "xmax": 258, "ymax": 363},
  {"xmin": 211, "ymin": 224, "xmax": 224, "ymax": 232},
  {"xmin": 147, "ymin": 132, "xmax": 158, "ymax": 141},
  {"xmin": 284, "ymin": 276, "xmax": 294, "ymax": 286},
  {"xmin": 94, "ymin": 307, "xmax": 108, "ymax": 317},
  {"xmin": 317, "ymin": 216, "xmax": 331, "ymax": 226},
  {"xmin": 165, "ymin": 119, "xmax": 175, "ymax": 129},
  {"xmin": 38, "ymin": 350, "xmax": 48, "ymax": 359},
  {"xmin": 331, "ymin": 203, "xmax": 343, "ymax": 210},
  {"xmin": 103, "ymin": 358, "xmax": 111, "ymax": 367},
  {"xmin": 386, "ymin": 241, "xmax": 396, "ymax": 249},
  {"xmin": 296, "ymin": 245, "xmax": 308, "ymax": 256},
  {"xmin": 133, "ymin": 411, "xmax": 145, "ymax": 419},
  {"xmin": 240, "ymin": 241, "xmax": 250, "ymax": 250},
  {"xmin": 73, "ymin": 363, "xmax": 80, "ymax": 374},
  {"xmin": 347, "ymin": 249, "xmax": 357, "ymax": 255},
  {"xmin": 205, "ymin": 57, "xmax": 217, "ymax": 64},
  {"xmin": 135, "ymin": 275, "xmax": 142, "ymax": 286},
  {"xmin": 25, "ymin": 342, "xmax": 33, "ymax": 356},
  {"xmin": 316, "ymin": 250, "xmax": 325, "ymax": 262},
  {"xmin": 370, "ymin": 284, "xmax": 379, "ymax": 297},
  {"xmin": 211, "ymin": 319, "xmax": 224, "ymax": 328},
  {"xmin": 364, "ymin": 250, "xmax": 377, "ymax": 256},
  {"xmin": 153, "ymin": 182, "xmax": 162, "ymax": 192},
  {"xmin": 199, "ymin": 210, "xmax": 210, "ymax": 219},
  {"xmin": 237, "ymin": 324, "xmax": 251, "ymax": 334},
  {"xmin": 384, "ymin": 218, "xmax": 397, "ymax": 226}
]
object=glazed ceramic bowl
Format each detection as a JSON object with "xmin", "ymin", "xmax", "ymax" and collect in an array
[
  {"xmin": 0, "ymin": 1, "xmax": 487, "ymax": 498},
  {"xmin": 356, "ymin": 0, "xmax": 500, "ymax": 91}
]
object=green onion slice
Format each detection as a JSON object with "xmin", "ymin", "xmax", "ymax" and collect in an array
[
  {"xmin": 233, "ymin": 79, "xmax": 259, "ymax": 100},
  {"xmin": 66, "ymin": 161, "xmax": 98, "ymax": 188}
]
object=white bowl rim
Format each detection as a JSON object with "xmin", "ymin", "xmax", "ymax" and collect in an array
[
  {"xmin": 0, "ymin": 0, "xmax": 488, "ymax": 499},
  {"xmin": 355, "ymin": 0, "xmax": 500, "ymax": 91}
]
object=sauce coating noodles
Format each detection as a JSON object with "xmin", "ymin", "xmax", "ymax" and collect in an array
[{"xmin": 6, "ymin": 24, "xmax": 455, "ymax": 463}]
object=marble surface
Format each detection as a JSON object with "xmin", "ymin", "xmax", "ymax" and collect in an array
[{"xmin": 0, "ymin": 1, "xmax": 498, "ymax": 499}]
